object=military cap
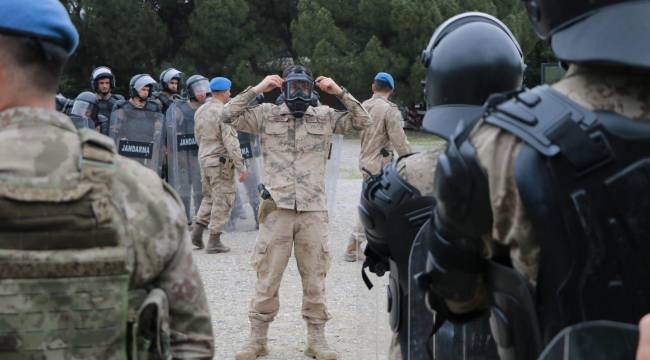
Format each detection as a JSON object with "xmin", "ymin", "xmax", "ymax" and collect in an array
[
  {"xmin": 374, "ymin": 72, "xmax": 395, "ymax": 89},
  {"xmin": 0, "ymin": 0, "xmax": 79, "ymax": 55},
  {"xmin": 210, "ymin": 77, "xmax": 232, "ymax": 92}
]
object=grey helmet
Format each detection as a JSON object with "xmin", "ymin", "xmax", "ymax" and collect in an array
[
  {"xmin": 90, "ymin": 66, "xmax": 115, "ymax": 91},
  {"xmin": 159, "ymin": 68, "xmax": 183, "ymax": 92},
  {"xmin": 185, "ymin": 75, "xmax": 211, "ymax": 100},
  {"xmin": 71, "ymin": 91, "xmax": 99, "ymax": 119},
  {"xmin": 129, "ymin": 74, "xmax": 157, "ymax": 100}
]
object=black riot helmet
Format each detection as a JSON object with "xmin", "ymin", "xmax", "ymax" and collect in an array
[
  {"xmin": 420, "ymin": 12, "xmax": 524, "ymax": 139},
  {"xmin": 70, "ymin": 91, "xmax": 99, "ymax": 119},
  {"xmin": 282, "ymin": 65, "xmax": 314, "ymax": 118},
  {"xmin": 185, "ymin": 75, "xmax": 211, "ymax": 101},
  {"xmin": 90, "ymin": 66, "xmax": 116, "ymax": 92},
  {"xmin": 522, "ymin": 0, "xmax": 650, "ymax": 69},
  {"xmin": 159, "ymin": 68, "xmax": 183, "ymax": 93},
  {"xmin": 129, "ymin": 74, "xmax": 157, "ymax": 100}
]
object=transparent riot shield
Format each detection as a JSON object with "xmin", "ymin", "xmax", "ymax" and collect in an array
[
  {"xmin": 226, "ymin": 132, "xmax": 263, "ymax": 232},
  {"xmin": 69, "ymin": 114, "xmax": 94, "ymax": 129},
  {"xmin": 325, "ymin": 134, "xmax": 343, "ymax": 215},
  {"xmin": 166, "ymin": 100, "xmax": 202, "ymax": 223},
  {"xmin": 110, "ymin": 102, "xmax": 164, "ymax": 176}
]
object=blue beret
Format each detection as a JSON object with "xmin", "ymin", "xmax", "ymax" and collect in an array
[
  {"xmin": 374, "ymin": 72, "xmax": 395, "ymax": 90},
  {"xmin": 210, "ymin": 77, "xmax": 232, "ymax": 92},
  {"xmin": 0, "ymin": 0, "xmax": 79, "ymax": 55}
]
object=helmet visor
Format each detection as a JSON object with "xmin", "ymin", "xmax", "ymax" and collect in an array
[
  {"xmin": 286, "ymin": 79, "xmax": 313, "ymax": 101},
  {"xmin": 190, "ymin": 79, "xmax": 211, "ymax": 98},
  {"xmin": 71, "ymin": 100, "xmax": 94, "ymax": 117}
]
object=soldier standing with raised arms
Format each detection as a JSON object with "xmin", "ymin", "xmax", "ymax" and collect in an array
[{"xmin": 224, "ymin": 65, "xmax": 370, "ymax": 360}]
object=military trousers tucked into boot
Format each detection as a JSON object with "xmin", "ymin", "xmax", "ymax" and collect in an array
[
  {"xmin": 193, "ymin": 164, "xmax": 236, "ymax": 234},
  {"xmin": 248, "ymin": 208, "xmax": 332, "ymax": 324}
]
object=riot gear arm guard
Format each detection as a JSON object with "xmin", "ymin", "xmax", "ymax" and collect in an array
[{"xmin": 416, "ymin": 122, "xmax": 493, "ymax": 317}]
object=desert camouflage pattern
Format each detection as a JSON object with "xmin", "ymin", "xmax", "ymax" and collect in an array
[
  {"xmin": 395, "ymin": 144, "xmax": 445, "ymax": 197},
  {"xmin": 249, "ymin": 208, "xmax": 332, "ymax": 324},
  {"xmin": 0, "ymin": 107, "xmax": 214, "ymax": 358},
  {"xmin": 222, "ymin": 87, "xmax": 371, "ymax": 211},
  {"xmin": 194, "ymin": 164, "xmax": 237, "ymax": 234},
  {"xmin": 194, "ymin": 98, "xmax": 244, "ymax": 171},
  {"xmin": 359, "ymin": 94, "xmax": 412, "ymax": 175}
]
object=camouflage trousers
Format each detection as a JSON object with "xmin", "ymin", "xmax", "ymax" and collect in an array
[
  {"xmin": 194, "ymin": 164, "xmax": 236, "ymax": 234},
  {"xmin": 249, "ymin": 208, "xmax": 332, "ymax": 324},
  {"xmin": 347, "ymin": 172, "xmax": 369, "ymax": 250}
]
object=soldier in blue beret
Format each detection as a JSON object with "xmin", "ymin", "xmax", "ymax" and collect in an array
[{"xmin": 0, "ymin": 1, "xmax": 215, "ymax": 358}]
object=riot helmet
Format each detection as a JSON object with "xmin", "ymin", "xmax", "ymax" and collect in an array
[
  {"xmin": 129, "ymin": 74, "xmax": 157, "ymax": 100},
  {"xmin": 90, "ymin": 66, "xmax": 116, "ymax": 93},
  {"xmin": 420, "ymin": 12, "xmax": 524, "ymax": 139},
  {"xmin": 282, "ymin": 65, "xmax": 314, "ymax": 118},
  {"xmin": 186, "ymin": 75, "xmax": 211, "ymax": 102},
  {"xmin": 160, "ymin": 68, "xmax": 183, "ymax": 93},
  {"xmin": 522, "ymin": 0, "xmax": 650, "ymax": 69},
  {"xmin": 70, "ymin": 91, "xmax": 99, "ymax": 119}
]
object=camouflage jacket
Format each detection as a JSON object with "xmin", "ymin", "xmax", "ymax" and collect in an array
[
  {"xmin": 223, "ymin": 87, "xmax": 371, "ymax": 211},
  {"xmin": 360, "ymin": 94, "xmax": 412, "ymax": 175},
  {"xmin": 194, "ymin": 97, "xmax": 245, "ymax": 171},
  {"xmin": 0, "ymin": 107, "xmax": 214, "ymax": 358},
  {"xmin": 398, "ymin": 65, "xmax": 650, "ymax": 314}
]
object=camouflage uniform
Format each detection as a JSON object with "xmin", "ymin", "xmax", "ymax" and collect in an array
[
  {"xmin": 399, "ymin": 65, "xmax": 650, "ymax": 313},
  {"xmin": 222, "ymin": 87, "xmax": 370, "ymax": 325},
  {"xmin": 0, "ymin": 107, "xmax": 214, "ymax": 358},
  {"xmin": 348, "ymin": 94, "xmax": 412, "ymax": 258},
  {"xmin": 193, "ymin": 97, "xmax": 245, "ymax": 235}
]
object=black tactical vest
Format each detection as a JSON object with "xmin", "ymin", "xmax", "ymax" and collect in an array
[
  {"xmin": 485, "ymin": 85, "xmax": 650, "ymax": 341},
  {"xmin": 97, "ymin": 93, "xmax": 125, "ymax": 134}
]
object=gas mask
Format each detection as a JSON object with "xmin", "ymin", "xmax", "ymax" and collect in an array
[{"xmin": 283, "ymin": 72, "xmax": 314, "ymax": 118}]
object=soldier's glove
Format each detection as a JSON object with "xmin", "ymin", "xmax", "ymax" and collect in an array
[{"xmin": 361, "ymin": 245, "xmax": 389, "ymax": 290}]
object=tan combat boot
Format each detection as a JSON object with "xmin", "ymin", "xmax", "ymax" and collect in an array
[
  {"xmin": 190, "ymin": 223, "xmax": 205, "ymax": 249},
  {"xmin": 235, "ymin": 319, "xmax": 270, "ymax": 360},
  {"xmin": 205, "ymin": 232, "xmax": 230, "ymax": 253},
  {"xmin": 342, "ymin": 237, "xmax": 365, "ymax": 262},
  {"xmin": 304, "ymin": 323, "xmax": 338, "ymax": 360}
]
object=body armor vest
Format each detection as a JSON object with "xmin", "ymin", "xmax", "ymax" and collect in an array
[
  {"xmin": 486, "ymin": 85, "xmax": 650, "ymax": 342},
  {"xmin": 98, "ymin": 94, "xmax": 125, "ymax": 135},
  {"xmin": 0, "ymin": 129, "xmax": 129, "ymax": 358}
]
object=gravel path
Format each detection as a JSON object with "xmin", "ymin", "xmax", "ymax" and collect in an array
[{"xmin": 193, "ymin": 131, "xmax": 440, "ymax": 360}]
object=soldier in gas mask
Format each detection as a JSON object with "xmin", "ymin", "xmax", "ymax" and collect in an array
[
  {"xmin": 223, "ymin": 65, "xmax": 370, "ymax": 360},
  {"xmin": 90, "ymin": 65, "xmax": 124, "ymax": 134}
]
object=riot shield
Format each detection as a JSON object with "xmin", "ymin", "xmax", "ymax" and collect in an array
[
  {"xmin": 109, "ymin": 103, "xmax": 164, "ymax": 176},
  {"xmin": 69, "ymin": 114, "xmax": 94, "ymax": 129},
  {"xmin": 166, "ymin": 100, "xmax": 202, "ymax": 222},
  {"xmin": 226, "ymin": 132, "xmax": 263, "ymax": 232},
  {"xmin": 408, "ymin": 229, "xmax": 436, "ymax": 360},
  {"xmin": 409, "ymin": 222, "xmax": 500, "ymax": 360},
  {"xmin": 325, "ymin": 134, "xmax": 343, "ymax": 215}
]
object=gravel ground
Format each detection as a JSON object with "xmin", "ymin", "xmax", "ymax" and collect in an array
[{"xmin": 193, "ymin": 130, "xmax": 440, "ymax": 360}]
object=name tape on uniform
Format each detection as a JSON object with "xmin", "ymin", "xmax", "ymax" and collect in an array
[{"xmin": 118, "ymin": 140, "xmax": 154, "ymax": 159}]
